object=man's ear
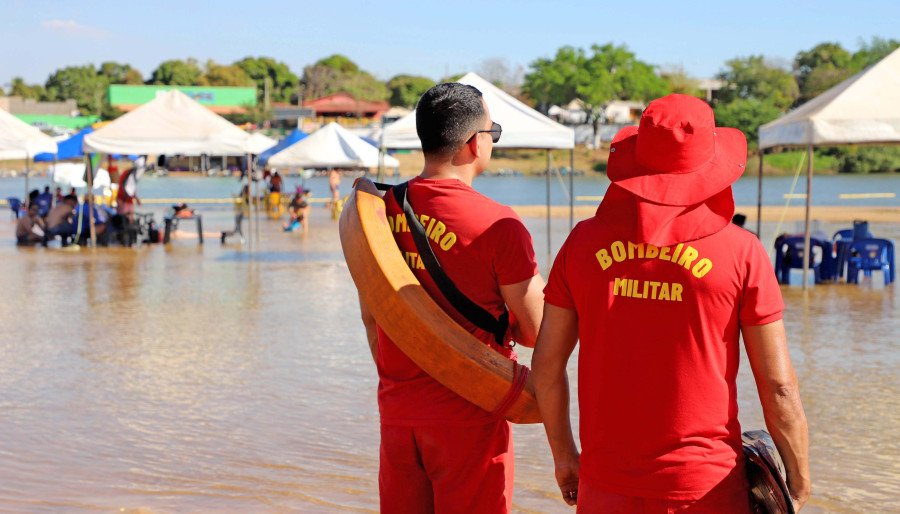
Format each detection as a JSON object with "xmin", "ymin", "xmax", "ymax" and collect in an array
[{"xmin": 466, "ymin": 134, "xmax": 481, "ymax": 159}]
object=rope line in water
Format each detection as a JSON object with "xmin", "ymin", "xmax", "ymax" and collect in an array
[{"xmin": 773, "ymin": 152, "xmax": 807, "ymax": 238}]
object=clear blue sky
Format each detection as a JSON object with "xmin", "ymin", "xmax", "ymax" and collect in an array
[{"xmin": 2, "ymin": 0, "xmax": 898, "ymax": 87}]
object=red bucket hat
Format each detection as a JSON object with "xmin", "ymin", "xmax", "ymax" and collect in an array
[{"xmin": 607, "ymin": 94, "xmax": 747, "ymax": 206}]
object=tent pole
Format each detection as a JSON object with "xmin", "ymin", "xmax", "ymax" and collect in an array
[
  {"xmin": 802, "ymin": 144, "xmax": 813, "ymax": 290},
  {"xmin": 546, "ymin": 149, "xmax": 552, "ymax": 269},
  {"xmin": 86, "ymin": 154, "xmax": 96, "ymax": 248},
  {"xmin": 254, "ymin": 156, "xmax": 260, "ymax": 244},
  {"xmin": 24, "ymin": 155, "xmax": 30, "ymax": 200},
  {"xmin": 246, "ymin": 153, "xmax": 253, "ymax": 250},
  {"xmin": 569, "ymin": 148, "xmax": 574, "ymax": 232},
  {"xmin": 756, "ymin": 149, "xmax": 763, "ymax": 238}
]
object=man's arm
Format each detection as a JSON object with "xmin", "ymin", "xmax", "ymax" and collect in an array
[
  {"xmin": 532, "ymin": 303, "xmax": 580, "ymax": 506},
  {"xmin": 743, "ymin": 320, "xmax": 811, "ymax": 510},
  {"xmin": 499, "ymin": 273, "xmax": 545, "ymax": 348},
  {"xmin": 358, "ymin": 296, "xmax": 378, "ymax": 362}
]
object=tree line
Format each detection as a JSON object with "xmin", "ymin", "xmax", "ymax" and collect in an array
[{"xmin": 6, "ymin": 37, "xmax": 898, "ymax": 171}]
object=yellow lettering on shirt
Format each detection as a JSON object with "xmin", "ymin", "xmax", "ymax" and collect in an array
[
  {"xmin": 591, "ymin": 241, "xmax": 713, "ymax": 280},
  {"xmin": 659, "ymin": 282, "xmax": 670, "ymax": 301},
  {"xmin": 439, "ymin": 232, "xmax": 457, "ymax": 251},
  {"xmin": 610, "ymin": 241, "xmax": 626, "ymax": 262},
  {"xmin": 659, "ymin": 246, "xmax": 671, "ymax": 261},
  {"xmin": 692, "ymin": 258, "xmax": 713, "ymax": 278},
  {"xmin": 677, "ymin": 246, "xmax": 699, "ymax": 270},
  {"xmin": 429, "ymin": 221, "xmax": 446, "ymax": 243},
  {"xmin": 596, "ymin": 249, "xmax": 612, "ymax": 270},
  {"xmin": 671, "ymin": 282, "xmax": 683, "ymax": 302},
  {"xmin": 672, "ymin": 243, "xmax": 684, "ymax": 263},
  {"xmin": 614, "ymin": 277, "xmax": 629, "ymax": 296},
  {"xmin": 389, "ymin": 211, "xmax": 457, "ymax": 252},
  {"xmin": 611, "ymin": 277, "xmax": 683, "ymax": 302}
]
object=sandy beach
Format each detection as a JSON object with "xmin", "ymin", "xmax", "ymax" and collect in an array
[{"xmin": 512, "ymin": 204, "xmax": 900, "ymax": 223}]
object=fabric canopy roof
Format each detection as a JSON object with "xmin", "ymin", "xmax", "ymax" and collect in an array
[
  {"xmin": 258, "ymin": 129, "xmax": 307, "ymax": 165},
  {"xmin": 381, "ymin": 72, "xmax": 574, "ymax": 150},
  {"xmin": 0, "ymin": 108, "xmax": 57, "ymax": 160},
  {"xmin": 35, "ymin": 127, "xmax": 92, "ymax": 161},
  {"xmin": 83, "ymin": 90, "xmax": 255, "ymax": 156},
  {"xmin": 245, "ymin": 133, "xmax": 278, "ymax": 155},
  {"xmin": 268, "ymin": 122, "xmax": 400, "ymax": 168},
  {"xmin": 760, "ymin": 48, "xmax": 900, "ymax": 149}
]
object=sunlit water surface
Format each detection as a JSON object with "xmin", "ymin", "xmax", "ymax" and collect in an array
[{"xmin": 0, "ymin": 175, "xmax": 897, "ymax": 513}]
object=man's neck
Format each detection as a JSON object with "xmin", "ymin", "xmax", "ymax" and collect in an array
[{"xmin": 420, "ymin": 160, "xmax": 479, "ymax": 187}]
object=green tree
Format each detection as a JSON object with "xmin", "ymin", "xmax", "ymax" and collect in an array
[
  {"xmin": 9, "ymin": 77, "xmax": 45, "ymax": 100},
  {"xmin": 713, "ymin": 97, "xmax": 781, "ymax": 144},
  {"xmin": 386, "ymin": 74, "xmax": 434, "ymax": 107},
  {"xmin": 659, "ymin": 65, "xmax": 701, "ymax": 96},
  {"xmin": 522, "ymin": 46, "xmax": 582, "ymax": 112},
  {"xmin": 717, "ymin": 55, "xmax": 798, "ymax": 110},
  {"xmin": 793, "ymin": 42, "xmax": 852, "ymax": 102},
  {"xmin": 43, "ymin": 65, "xmax": 107, "ymax": 115},
  {"xmin": 525, "ymin": 44, "xmax": 668, "ymax": 141},
  {"xmin": 149, "ymin": 58, "xmax": 203, "ymax": 85},
  {"xmin": 851, "ymin": 37, "xmax": 900, "ymax": 71},
  {"xmin": 98, "ymin": 61, "xmax": 144, "ymax": 85},
  {"xmin": 301, "ymin": 54, "xmax": 387, "ymax": 102},
  {"xmin": 836, "ymin": 146, "xmax": 900, "ymax": 174},
  {"xmin": 199, "ymin": 60, "xmax": 255, "ymax": 87},
  {"xmin": 234, "ymin": 56, "xmax": 299, "ymax": 103}
]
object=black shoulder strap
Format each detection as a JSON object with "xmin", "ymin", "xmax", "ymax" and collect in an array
[{"xmin": 390, "ymin": 181, "xmax": 509, "ymax": 346}]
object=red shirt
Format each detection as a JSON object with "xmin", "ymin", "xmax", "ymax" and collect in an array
[
  {"xmin": 544, "ymin": 217, "xmax": 784, "ymax": 500},
  {"xmin": 376, "ymin": 177, "xmax": 539, "ymax": 427}
]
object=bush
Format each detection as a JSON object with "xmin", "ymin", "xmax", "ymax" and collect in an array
[
  {"xmin": 713, "ymin": 98, "xmax": 782, "ymax": 144},
  {"xmin": 837, "ymin": 146, "xmax": 900, "ymax": 174}
]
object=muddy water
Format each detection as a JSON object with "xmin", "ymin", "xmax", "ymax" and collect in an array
[{"xmin": 0, "ymin": 199, "xmax": 897, "ymax": 513}]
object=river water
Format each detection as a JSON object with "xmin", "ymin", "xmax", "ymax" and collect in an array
[{"xmin": 0, "ymin": 175, "xmax": 898, "ymax": 513}]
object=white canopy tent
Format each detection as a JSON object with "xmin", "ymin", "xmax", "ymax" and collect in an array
[
  {"xmin": 382, "ymin": 72, "xmax": 575, "ymax": 150},
  {"xmin": 757, "ymin": 47, "xmax": 900, "ymax": 287},
  {"xmin": 83, "ymin": 90, "xmax": 255, "ymax": 156},
  {"xmin": 82, "ymin": 90, "xmax": 262, "ymax": 247},
  {"xmin": 381, "ymin": 72, "xmax": 576, "ymax": 261},
  {"xmin": 245, "ymin": 133, "xmax": 279, "ymax": 155},
  {"xmin": 0, "ymin": 107, "xmax": 58, "ymax": 196},
  {"xmin": 269, "ymin": 122, "xmax": 400, "ymax": 169}
]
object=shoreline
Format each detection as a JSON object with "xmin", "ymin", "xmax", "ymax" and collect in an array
[{"xmin": 512, "ymin": 205, "xmax": 900, "ymax": 223}]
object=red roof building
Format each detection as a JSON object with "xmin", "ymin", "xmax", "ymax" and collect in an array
[{"xmin": 303, "ymin": 93, "xmax": 389, "ymax": 119}]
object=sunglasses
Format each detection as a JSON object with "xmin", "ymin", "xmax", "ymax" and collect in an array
[{"xmin": 466, "ymin": 121, "xmax": 502, "ymax": 144}]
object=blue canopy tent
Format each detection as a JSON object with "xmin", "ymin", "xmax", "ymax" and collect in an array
[
  {"xmin": 35, "ymin": 127, "xmax": 138, "ymax": 161},
  {"xmin": 258, "ymin": 129, "xmax": 307, "ymax": 166},
  {"xmin": 34, "ymin": 127, "xmax": 93, "ymax": 161}
]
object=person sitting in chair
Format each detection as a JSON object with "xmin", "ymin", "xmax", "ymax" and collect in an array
[
  {"xmin": 45, "ymin": 194, "xmax": 78, "ymax": 246},
  {"xmin": 15, "ymin": 202, "xmax": 46, "ymax": 246}
]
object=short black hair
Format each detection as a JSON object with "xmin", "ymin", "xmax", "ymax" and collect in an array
[{"xmin": 416, "ymin": 83, "xmax": 486, "ymax": 157}]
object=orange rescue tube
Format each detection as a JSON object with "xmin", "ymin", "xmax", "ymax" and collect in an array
[{"xmin": 339, "ymin": 179, "xmax": 541, "ymax": 424}]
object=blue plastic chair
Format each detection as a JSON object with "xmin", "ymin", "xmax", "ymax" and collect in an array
[
  {"xmin": 833, "ymin": 222, "xmax": 876, "ymax": 281},
  {"xmin": 774, "ymin": 235, "xmax": 834, "ymax": 284},
  {"xmin": 6, "ymin": 197, "xmax": 22, "ymax": 219},
  {"xmin": 847, "ymin": 239, "xmax": 895, "ymax": 285}
]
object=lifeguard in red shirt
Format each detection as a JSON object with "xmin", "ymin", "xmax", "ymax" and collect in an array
[
  {"xmin": 533, "ymin": 95, "xmax": 810, "ymax": 513},
  {"xmin": 357, "ymin": 83, "xmax": 545, "ymax": 514}
]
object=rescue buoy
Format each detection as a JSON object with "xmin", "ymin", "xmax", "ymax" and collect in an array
[{"xmin": 339, "ymin": 179, "xmax": 541, "ymax": 424}]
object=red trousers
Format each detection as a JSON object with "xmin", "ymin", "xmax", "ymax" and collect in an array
[
  {"xmin": 576, "ymin": 479, "xmax": 752, "ymax": 514},
  {"xmin": 379, "ymin": 421, "xmax": 513, "ymax": 514}
]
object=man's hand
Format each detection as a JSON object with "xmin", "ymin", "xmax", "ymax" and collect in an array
[
  {"xmin": 555, "ymin": 452, "xmax": 580, "ymax": 506},
  {"xmin": 743, "ymin": 321, "xmax": 810, "ymax": 511}
]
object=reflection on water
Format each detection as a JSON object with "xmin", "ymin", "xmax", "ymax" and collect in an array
[{"xmin": 0, "ymin": 205, "xmax": 897, "ymax": 513}]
